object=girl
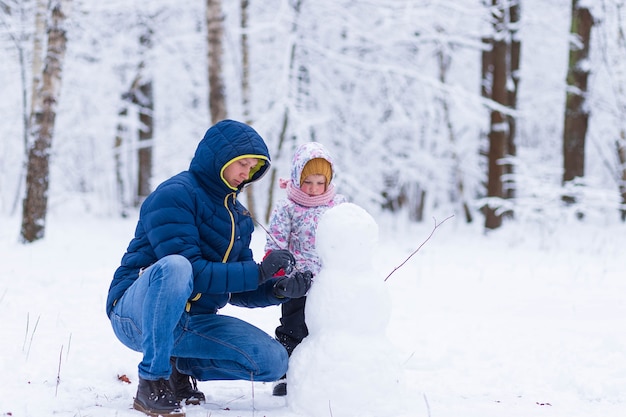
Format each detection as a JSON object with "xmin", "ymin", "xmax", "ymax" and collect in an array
[{"xmin": 265, "ymin": 141, "xmax": 347, "ymax": 396}]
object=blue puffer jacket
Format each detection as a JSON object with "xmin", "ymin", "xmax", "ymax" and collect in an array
[{"xmin": 106, "ymin": 120, "xmax": 280, "ymax": 316}]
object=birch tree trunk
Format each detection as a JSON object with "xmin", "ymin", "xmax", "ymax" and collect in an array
[
  {"xmin": 21, "ymin": 0, "xmax": 69, "ymax": 243},
  {"xmin": 562, "ymin": 0, "xmax": 593, "ymax": 200},
  {"xmin": 207, "ymin": 0, "xmax": 227, "ymax": 123},
  {"xmin": 29, "ymin": 0, "xmax": 46, "ymax": 125}
]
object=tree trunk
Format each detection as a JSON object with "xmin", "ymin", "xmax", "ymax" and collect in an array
[
  {"xmin": 618, "ymin": 132, "xmax": 626, "ymax": 221},
  {"xmin": 134, "ymin": 29, "xmax": 154, "ymax": 207},
  {"xmin": 239, "ymin": 0, "xmax": 258, "ymax": 219},
  {"xmin": 562, "ymin": 1, "xmax": 593, "ymax": 195},
  {"xmin": 240, "ymin": 0, "xmax": 251, "ymax": 124},
  {"xmin": 483, "ymin": 0, "xmax": 519, "ymax": 230},
  {"xmin": 5, "ymin": 1, "xmax": 40, "ymax": 215},
  {"xmin": 135, "ymin": 78, "xmax": 153, "ymax": 207},
  {"xmin": 485, "ymin": 2, "xmax": 508, "ymax": 230},
  {"xmin": 113, "ymin": 26, "xmax": 154, "ymax": 212},
  {"xmin": 207, "ymin": 0, "xmax": 227, "ymax": 123},
  {"xmin": 29, "ymin": 0, "xmax": 46, "ymax": 125},
  {"xmin": 114, "ymin": 106, "xmax": 130, "ymax": 217},
  {"xmin": 505, "ymin": 0, "xmax": 521, "ymax": 200},
  {"xmin": 615, "ymin": 5, "xmax": 626, "ymax": 221},
  {"xmin": 437, "ymin": 43, "xmax": 471, "ymax": 223},
  {"xmin": 407, "ymin": 184, "xmax": 426, "ymax": 223},
  {"xmin": 264, "ymin": 0, "xmax": 303, "ymax": 223},
  {"xmin": 21, "ymin": 1, "xmax": 69, "ymax": 243},
  {"xmin": 265, "ymin": 110, "xmax": 290, "ymax": 223}
]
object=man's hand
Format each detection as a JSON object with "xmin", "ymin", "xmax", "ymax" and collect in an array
[
  {"xmin": 273, "ymin": 271, "xmax": 313, "ymax": 298},
  {"xmin": 258, "ymin": 250, "xmax": 295, "ymax": 284}
]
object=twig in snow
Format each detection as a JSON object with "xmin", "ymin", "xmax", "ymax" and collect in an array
[
  {"xmin": 66, "ymin": 333, "xmax": 72, "ymax": 361},
  {"xmin": 402, "ymin": 351, "xmax": 415, "ymax": 366},
  {"xmin": 384, "ymin": 215, "xmax": 454, "ymax": 282},
  {"xmin": 423, "ymin": 393, "xmax": 431, "ymax": 417},
  {"xmin": 56, "ymin": 345, "xmax": 63, "ymax": 397},
  {"xmin": 215, "ymin": 395, "xmax": 245, "ymax": 409},
  {"xmin": 22, "ymin": 312, "xmax": 30, "ymax": 351},
  {"xmin": 25, "ymin": 314, "xmax": 41, "ymax": 361}
]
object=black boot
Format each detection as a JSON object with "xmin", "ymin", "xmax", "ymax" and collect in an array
[
  {"xmin": 272, "ymin": 375, "xmax": 287, "ymax": 396},
  {"xmin": 170, "ymin": 358, "xmax": 206, "ymax": 405},
  {"xmin": 133, "ymin": 377, "xmax": 184, "ymax": 417}
]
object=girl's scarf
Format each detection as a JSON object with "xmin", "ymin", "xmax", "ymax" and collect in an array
[{"xmin": 279, "ymin": 178, "xmax": 336, "ymax": 207}]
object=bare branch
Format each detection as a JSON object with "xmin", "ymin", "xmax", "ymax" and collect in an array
[
  {"xmin": 384, "ymin": 215, "xmax": 454, "ymax": 282},
  {"xmin": 248, "ymin": 213, "xmax": 282, "ymax": 248}
]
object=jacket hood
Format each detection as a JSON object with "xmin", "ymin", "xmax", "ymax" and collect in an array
[
  {"xmin": 290, "ymin": 142, "xmax": 335, "ymax": 186},
  {"xmin": 189, "ymin": 119, "xmax": 271, "ymax": 194}
]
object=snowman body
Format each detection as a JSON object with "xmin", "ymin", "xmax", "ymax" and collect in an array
[{"xmin": 288, "ymin": 203, "xmax": 405, "ymax": 417}]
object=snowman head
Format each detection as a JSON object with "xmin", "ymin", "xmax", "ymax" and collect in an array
[{"xmin": 316, "ymin": 203, "xmax": 378, "ymax": 271}]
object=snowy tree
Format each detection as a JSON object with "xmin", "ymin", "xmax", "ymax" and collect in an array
[
  {"xmin": 2, "ymin": 0, "xmax": 625, "ymax": 233},
  {"xmin": 0, "ymin": 0, "xmax": 37, "ymax": 214},
  {"xmin": 481, "ymin": 0, "xmax": 521, "ymax": 230},
  {"xmin": 562, "ymin": 0, "xmax": 594, "ymax": 205},
  {"xmin": 207, "ymin": 0, "xmax": 227, "ymax": 123},
  {"xmin": 112, "ymin": 9, "xmax": 158, "ymax": 212},
  {"xmin": 239, "ymin": 0, "xmax": 260, "ymax": 219},
  {"xmin": 595, "ymin": 0, "xmax": 626, "ymax": 220},
  {"xmin": 259, "ymin": 0, "xmax": 307, "ymax": 223},
  {"xmin": 133, "ymin": 25, "xmax": 155, "ymax": 207},
  {"xmin": 20, "ymin": 0, "xmax": 70, "ymax": 243}
]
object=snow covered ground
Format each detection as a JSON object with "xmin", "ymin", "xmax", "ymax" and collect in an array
[{"xmin": 1, "ymin": 206, "xmax": 625, "ymax": 417}]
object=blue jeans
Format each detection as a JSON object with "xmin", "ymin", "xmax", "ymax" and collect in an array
[{"xmin": 109, "ymin": 254, "xmax": 288, "ymax": 382}]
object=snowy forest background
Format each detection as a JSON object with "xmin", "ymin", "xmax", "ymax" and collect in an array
[
  {"xmin": 2, "ymin": 2, "xmax": 626, "ymax": 416},
  {"xmin": 1, "ymin": 0, "xmax": 625, "ymax": 234}
]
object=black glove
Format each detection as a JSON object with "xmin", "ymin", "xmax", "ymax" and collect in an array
[
  {"xmin": 273, "ymin": 270, "xmax": 313, "ymax": 299},
  {"xmin": 258, "ymin": 250, "xmax": 295, "ymax": 284}
]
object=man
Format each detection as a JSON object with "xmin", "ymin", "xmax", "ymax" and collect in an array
[{"xmin": 106, "ymin": 119, "xmax": 312, "ymax": 417}]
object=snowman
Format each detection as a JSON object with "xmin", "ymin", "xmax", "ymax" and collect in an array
[{"xmin": 287, "ymin": 203, "xmax": 408, "ymax": 417}]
